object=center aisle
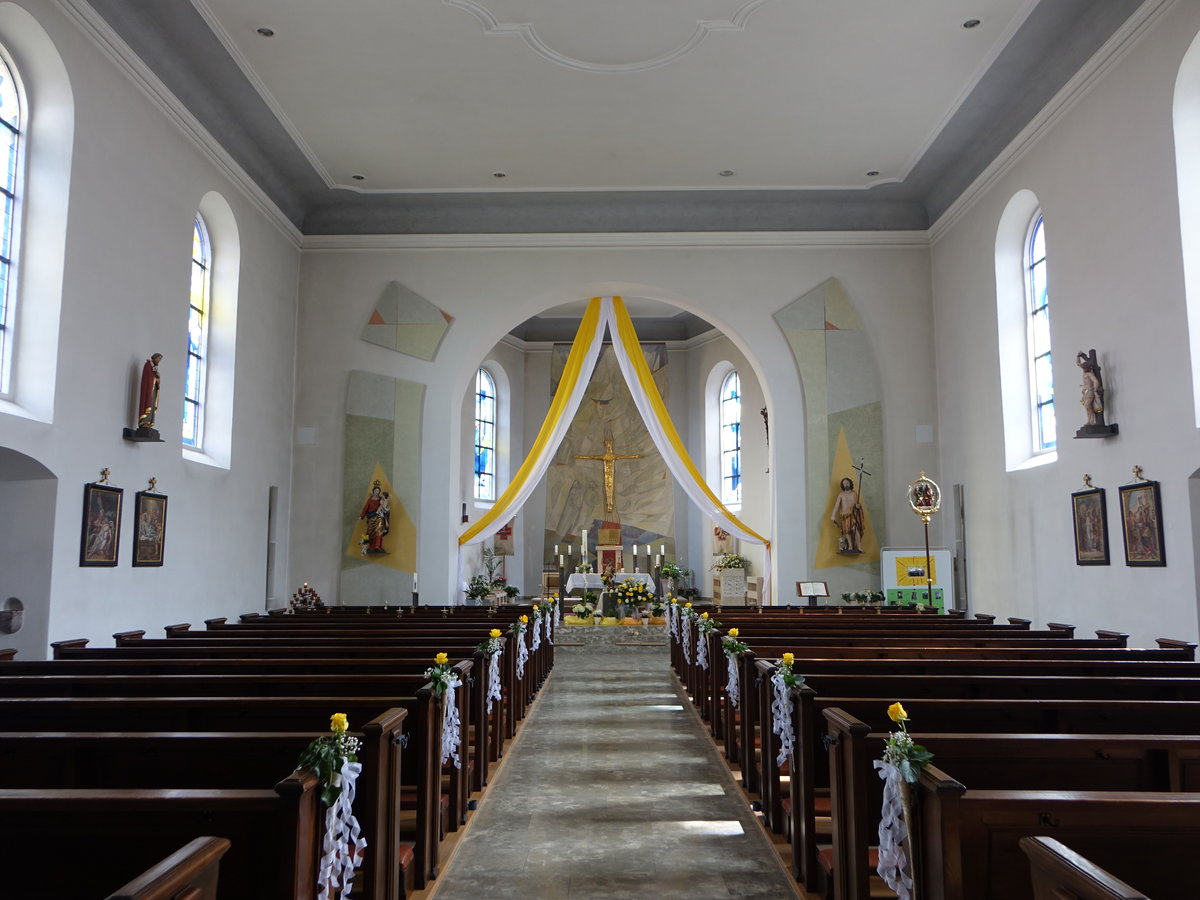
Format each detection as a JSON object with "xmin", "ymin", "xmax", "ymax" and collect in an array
[{"xmin": 428, "ymin": 645, "xmax": 802, "ymax": 900}]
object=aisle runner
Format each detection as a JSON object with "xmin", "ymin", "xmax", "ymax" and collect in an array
[{"xmin": 429, "ymin": 645, "xmax": 800, "ymax": 900}]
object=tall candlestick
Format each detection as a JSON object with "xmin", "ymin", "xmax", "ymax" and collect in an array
[{"xmin": 582, "ymin": 529, "xmax": 588, "ymax": 556}]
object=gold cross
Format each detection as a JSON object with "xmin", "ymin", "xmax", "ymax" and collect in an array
[
  {"xmin": 575, "ymin": 438, "xmax": 641, "ymax": 513},
  {"xmin": 148, "ymin": 477, "xmax": 158, "ymax": 493},
  {"xmin": 1133, "ymin": 465, "xmax": 1145, "ymax": 482}
]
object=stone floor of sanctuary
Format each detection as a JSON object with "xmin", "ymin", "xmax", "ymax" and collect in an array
[{"xmin": 420, "ymin": 644, "xmax": 807, "ymax": 900}]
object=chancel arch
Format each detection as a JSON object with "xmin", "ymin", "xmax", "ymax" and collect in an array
[{"xmin": 0, "ymin": 446, "xmax": 55, "ymax": 659}]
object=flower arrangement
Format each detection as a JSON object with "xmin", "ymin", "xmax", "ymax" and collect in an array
[
  {"xmin": 712, "ymin": 553, "xmax": 749, "ymax": 571},
  {"xmin": 612, "ymin": 579, "xmax": 654, "ymax": 608},
  {"xmin": 466, "ymin": 575, "xmax": 493, "ymax": 602},
  {"xmin": 571, "ymin": 599, "xmax": 596, "ymax": 618},
  {"xmin": 424, "ymin": 652, "xmax": 456, "ymax": 695},
  {"xmin": 775, "ymin": 652, "xmax": 803, "ymax": 688},
  {"xmin": 659, "ymin": 561, "xmax": 692, "ymax": 579},
  {"xmin": 297, "ymin": 713, "xmax": 363, "ymax": 806},
  {"xmin": 721, "ymin": 626, "xmax": 748, "ymax": 656},
  {"xmin": 504, "ymin": 584, "xmax": 521, "ymax": 599},
  {"xmin": 476, "ymin": 627, "xmax": 503, "ymax": 655},
  {"xmin": 530, "ymin": 602, "xmax": 543, "ymax": 620},
  {"xmin": 841, "ymin": 590, "xmax": 886, "ymax": 604},
  {"xmin": 696, "ymin": 610, "xmax": 721, "ymax": 636},
  {"xmin": 649, "ymin": 595, "xmax": 667, "ymax": 616},
  {"xmin": 680, "ymin": 601, "xmax": 698, "ymax": 619},
  {"xmin": 511, "ymin": 614, "xmax": 529, "ymax": 635},
  {"xmin": 882, "ymin": 702, "xmax": 934, "ymax": 783},
  {"xmin": 577, "ymin": 562, "xmax": 593, "ymax": 574}
]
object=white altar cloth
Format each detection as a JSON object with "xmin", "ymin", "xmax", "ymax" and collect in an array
[{"xmin": 565, "ymin": 572, "xmax": 657, "ymax": 594}]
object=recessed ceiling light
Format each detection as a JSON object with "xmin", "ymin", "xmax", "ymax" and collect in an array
[
  {"xmin": 493, "ymin": 172, "xmax": 507, "ymax": 179},
  {"xmin": 718, "ymin": 170, "xmax": 735, "ymax": 177},
  {"xmin": 351, "ymin": 174, "xmax": 366, "ymax": 181},
  {"xmin": 256, "ymin": 27, "xmax": 275, "ymax": 37},
  {"xmin": 963, "ymin": 19, "xmax": 981, "ymax": 29},
  {"xmin": 866, "ymin": 170, "xmax": 880, "ymax": 177}
]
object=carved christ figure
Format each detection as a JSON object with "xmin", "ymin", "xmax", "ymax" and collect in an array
[{"xmin": 575, "ymin": 438, "xmax": 641, "ymax": 513}]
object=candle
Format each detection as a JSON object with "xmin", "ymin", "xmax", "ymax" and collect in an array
[
  {"xmin": 568, "ymin": 545, "xmax": 572, "ymax": 556},
  {"xmin": 660, "ymin": 544, "xmax": 665, "ymax": 556},
  {"xmin": 554, "ymin": 544, "xmax": 559, "ymax": 555},
  {"xmin": 413, "ymin": 572, "xmax": 418, "ymax": 591},
  {"xmin": 655, "ymin": 554, "xmax": 661, "ymax": 567},
  {"xmin": 582, "ymin": 529, "xmax": 588, "ymax": 555},
  {"xmin": 559, "ymin": 554, "xmax": 565, "ymax": 567}
]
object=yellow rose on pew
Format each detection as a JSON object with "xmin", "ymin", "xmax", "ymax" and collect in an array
[
  {"xmin": 330, "ymin": 713, "xmax": 349, "ymax": 733},
  {"xmin": 888, "ymin": 702, "xmax": 909, "ymax": 723},
  {"xmin": 434, "ymin": 652, "xmax": 449, "ymax": 665},
  {"xmin": 520, "ymin": 615, "xmax": 529, "ymax": 624},
  {"xmin": 701, "ymin": 612, "xmax": 709, "ymax": 619},
  {"xmin": 489, "ymin": 628, "xmax": 502, "ymax": 639},
  {"xmin": 782, "ymin": 653, "xmax": 794, "ymax": 666},
  {"xmin": 684, "ymin": 602, "xmax": 692, "ymax": 608},
  {"xmin": 728, "ymin": 628, "xmax": 739, "ymax": 638}
]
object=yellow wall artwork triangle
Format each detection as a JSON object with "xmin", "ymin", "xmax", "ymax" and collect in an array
[
  {"xmin": 344, "ymin": 463, "xmax": 416, "ymax": 572},
  {"xmin": 815, "ymin": 428, "xmax": 880, "ymax": 569}
]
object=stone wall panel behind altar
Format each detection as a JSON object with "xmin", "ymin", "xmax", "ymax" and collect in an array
[
  {"xmin": 340, "ymin": 371, "xmax": 423, "ymax": 604},
  {"xmin": 546, "ymin": 344, "xmax": 675, "ymax": 563}
]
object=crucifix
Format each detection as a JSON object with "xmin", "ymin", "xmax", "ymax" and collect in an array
[{"xmin": 575, "ymin": 437, "xmax": 640, "ymax": 513}]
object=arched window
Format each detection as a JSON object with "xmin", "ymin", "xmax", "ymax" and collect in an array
[
  {"xmin": 0, "ymin": 53, "xmax": 22, "ymax": 398},
  {"xmin": 182, "ymin": 215, "xmax": 210, "ymax": 447},
  {"xmin": 719, "ymin": 370, "xmax": 742, "ymax": 505},
  {"xmin": 1026, "ymin": 214, "xmax": 1055, "ymax": 452},
  {"xmin": 474, "ymin": 367, "xmax": 497, "ymax": 501}
]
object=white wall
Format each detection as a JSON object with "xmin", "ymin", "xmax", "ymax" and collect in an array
[
  {"xmin": 930, "ymin": 2, "xmax": 1200, "ymax": 646},
  {"xmin": 292, "ymin": 242, "xmax": 938, "ymax": 607},
  {"xmin": 0, "ymin": 0, "xmax": 299, "ymax": 652}
]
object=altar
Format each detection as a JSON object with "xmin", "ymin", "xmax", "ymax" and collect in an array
[{"xmin": 564, "ymin": 572, "xmax": 657, "ymax": 594}]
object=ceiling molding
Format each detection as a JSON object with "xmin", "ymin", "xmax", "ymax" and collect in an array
[
  {"xmin": 54, "ymin": 0, "xmax": 303, "ymax": 247},
  {"xmin": 442, "ymin": 0, "xmax": 770, "ymax": 74},
  {"xmin": 301, "ymin": 230, "xmax": 932, "ymax": 251},
  {"xmin": 928, "ymin": 0, "xmax": 1177, "ymax": 245}
]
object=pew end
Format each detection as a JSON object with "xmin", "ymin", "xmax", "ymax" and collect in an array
[
  {"xmin": 1020, "ymin": 836, "xmax": 1150, "ymax": 900},
  {"xmin": 105, "ymin": 835, "xmax": 231, "ymax": 900}
]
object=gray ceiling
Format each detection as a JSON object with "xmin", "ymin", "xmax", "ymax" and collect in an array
[{"xmin": 86, "ymin": 1, "xmax": 1145, "ymax": 235}]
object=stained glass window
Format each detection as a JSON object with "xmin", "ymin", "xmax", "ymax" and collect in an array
[
  {"xmin": 1027, "ymin": 215, "xmax": 1055, "ymax": 452},
  {"xmin": 720, "ymin": 370, "xmax": 742, "ymax": 505},
  {"xmin": 183, "ymin": 216, "xmax": 210, "ymax": 447},
  {"xmin": 474, "ymin": 368, "xmax": 496, "ymax": 501},
  {"xmin": 0, "ymin": 55, "xmax": 21, "ymax": 397}
]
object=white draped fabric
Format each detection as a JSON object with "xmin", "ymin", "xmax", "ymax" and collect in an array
[
  {"xmin": 516, "ymin": 628, "xmax": 528, "ymax": 680},
  {"xmin": 531, "ymin": 613, "xmax": 542, "ymax": 652},
  {"xmin": 315, "ymin": 757, "xmax": 367, "ymax": 900},
  {"xmin": 457, "ymin": 297, "xmax": 771, "ymax": 602},
  {"xmin": 697, "ymin": 626, "xmax": 710, "ymax": 670}
]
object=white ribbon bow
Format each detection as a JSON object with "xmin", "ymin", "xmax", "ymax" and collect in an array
[
  {"xmin": 873, "ymin": 760, "xmax": 914, "ymax": 900},
  {"xmin": 770, "ymin": 671, "xmax": 794, "ymax": 768},
  {"xmin": 487, "ymin": 649, "xmax": 503, "ymax": 714},
  {"xmin": 682, "ymin": 618, "xmax": 692, "ymax": 665},
  {"xmin": 697, "ymin": 627, "xmax": 710, "ymax": 670},
  {"xmin": 725, "ymin": 651, "xmax": 740, "ymax": 709},
  {"xmin": 441, "ymin": 675, "xmax": 463, "ymax": 768},
  {"xmin": 315, "ymin": 757, "xmax": 367, "ymax": 900},
  {"xmin": 516, "ymin": 629, "xmax": 529, "ymax": 680}
]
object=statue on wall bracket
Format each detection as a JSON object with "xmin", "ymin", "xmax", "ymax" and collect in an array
[
  {"xmin": 1074, "ymin": 349, "xmax": 1118, "ymax": 439},
  {"xmin": 123, "ymin": 353, "xmax": 165, "ymax": 443}
]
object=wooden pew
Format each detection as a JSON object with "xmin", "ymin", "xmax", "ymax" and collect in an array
[
  {"xmin": 4, "ymin": 771, "xmax": 320, "ymax": 900},
  {"xmin": 0, "ymin": 694, "xmax": 439, "ymax": 893},
  {"xmin": 105, "ymin": 836, "xmax": 231, "ymax": 900},
  {"xmin": 823, "ymin": 708, "xmax": 1200, "ymax": 900},
  {"xmin": 0, "ymin": 718, "xmax": 406, "ymax": 900},
  {"xmin": 1020, "ymin": 836, "xmax": 1151, "ymax": 900},
  {"xmin": 916, "ymin": 769, "xmax": 1200, "ymax": 900}
]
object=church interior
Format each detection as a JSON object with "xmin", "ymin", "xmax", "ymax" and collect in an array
[{"xmin": 5, "ymin": 0, "xmax": 1200, "ymax": 897}]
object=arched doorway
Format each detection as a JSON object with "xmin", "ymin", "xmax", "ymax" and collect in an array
[{"xmin": 0, "ymin": 447, "xmax": 57, "ymax": 659}]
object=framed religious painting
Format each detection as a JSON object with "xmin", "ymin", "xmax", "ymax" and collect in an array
[
  {"xmin": 80, "ymin": 482, "xmax": 123, "ymax": 567},
  {"xmin": 132, "ymin": 491, "xmax": 168, "ymax": 567},
  {"xmin": 1070, "ymin": 487, "xmax": 1109, "ymax": 566},
  {"xmin": 1118, "ymin": 480, "xmax": 1165, "ymax": 567}
]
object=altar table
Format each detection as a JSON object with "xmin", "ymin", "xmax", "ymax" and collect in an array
[{"xmin": 565, "ymin": 572, "xmax": 657, "ymax": 594}]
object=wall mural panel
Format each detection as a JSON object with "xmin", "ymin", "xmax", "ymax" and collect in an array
[
  {"xmin": 340, "ymin": 370, "xmax": 424, "ymax": 604},
  {"xmin": 774, "ymin": 277, "xmax": 885, "ymax": 575},
  {"xmin": 545, "ymin": 344, "xmax": 675, "ymax": 565}
]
